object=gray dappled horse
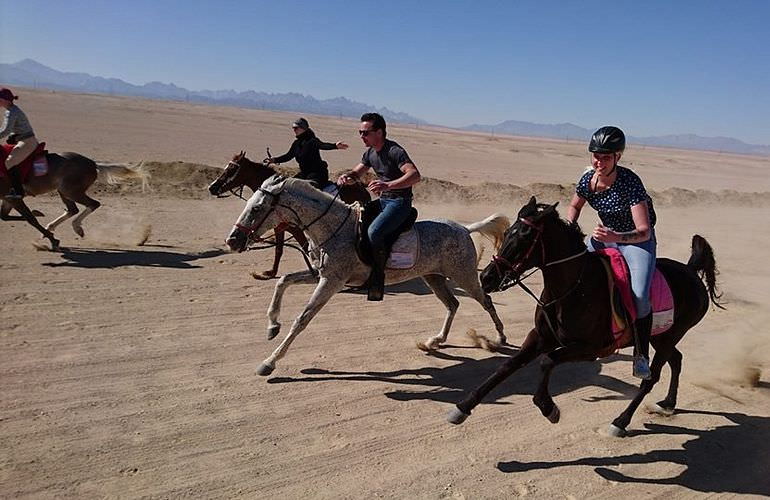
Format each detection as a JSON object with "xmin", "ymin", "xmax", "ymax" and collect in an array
[
  {"xmin": 1, "ymin": 149, "xmax": 148, "ymax": 250},
  {"xmin": 225, "ymin": 174, "xmax": 510, "ymax": 376}
]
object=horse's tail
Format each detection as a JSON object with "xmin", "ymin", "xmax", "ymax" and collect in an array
[
  {"xmin": 687, "ymin": 234, "xmax": 725, "ymax": 309},
  {"xmin": 465, "ymin": 213, "xmax": 511, "ymax": 266},
  {"xmin": 96, "ymin": 161, "xmax": 150, "ymax": 192}
]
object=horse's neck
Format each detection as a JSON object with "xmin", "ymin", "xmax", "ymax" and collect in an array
[
  {"xmin": 285, "ymin": 190, "xmax": 353, "ymax": 246},
  {"xmin": 244, "ymin": 162, "xmax": 277, "ymax": 192},
  {"xmin": 540, "ymin": 231, "xmax": 587, "ymax": 298}
]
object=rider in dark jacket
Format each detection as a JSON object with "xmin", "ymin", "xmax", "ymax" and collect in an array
[{"xmin": 264, "ymin": 118, "xmax": 348, "ymax": 188}]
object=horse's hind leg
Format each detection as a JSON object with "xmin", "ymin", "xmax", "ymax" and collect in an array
[
  {"xmin": 608, "ymin": 349, "xmax": 670, "ymax": 437},
  {"xmin": 59, "ymin": 189, "xmax": 100, "ymax": 237},
  {"xmin": 451, "ymin": 270, "xmax": 506, "ymax": 347},
  {"xmin": 650, "ymin": 346, "xmax": 682, "ymax": 416},
  {"xmin": 258, "ymin": 276, "xmax": 345, "ymax": 376},
  {"xmin": 418, "ymin": 274, "xmax": 459, "ymax": 351},
  {"xmin": 45, "ymin": 193, "xmax": 79, "ymax": 233}
]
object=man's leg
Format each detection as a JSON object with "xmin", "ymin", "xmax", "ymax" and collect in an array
[
  {"xmin": 366, "ymin": 198, "xmax": 412, "ymax": 301},
  {"xmin": 4, "ymin": 138, "xmax": 38, "ymax": 199}
]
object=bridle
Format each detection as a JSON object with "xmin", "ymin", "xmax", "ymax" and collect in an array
[
  {"xmin": 215, "ymin": 160, "xmax": 248, "ymax": 201},
  {"xmin": 488, "ymin": 215, "xmax": 588, "ymax": 346},
  {"xmin": 230, "ymin": 181, "xmax": 352, "ymax": 275}
]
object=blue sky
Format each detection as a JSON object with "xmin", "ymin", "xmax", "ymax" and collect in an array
[{"xmin": 2, "ymin": 0, "xmax": 769, "ymax": 144}]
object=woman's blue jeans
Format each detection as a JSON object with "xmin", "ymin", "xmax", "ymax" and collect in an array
[
  {"xmin": 587, "ymin": 232, "xmax": 657, "ymax": 317},
  {"xmin": 368, "ymin": 197, "xmax": 413, "ymax": 254}
]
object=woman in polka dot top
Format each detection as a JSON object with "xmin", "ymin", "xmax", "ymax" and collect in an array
[{"xmin": 566, "ymin": 126, "xmax": 656, "ymax": 381}]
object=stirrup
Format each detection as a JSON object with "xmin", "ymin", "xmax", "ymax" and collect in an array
[{"xmin": 633, "ymin": 356, "xmax": 651, "ymax": 380}]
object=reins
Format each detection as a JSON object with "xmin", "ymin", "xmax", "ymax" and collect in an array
[{"xmin": 490, "ymin": 216, "xmax": 589, "ymax": 347}]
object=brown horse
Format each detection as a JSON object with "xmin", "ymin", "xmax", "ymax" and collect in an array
[
  {"xmin": 448, "ymin": 197, "xmax": 723, "ymax": 437},
  {"xmin": 1, "ymin": 150, "xmax": 148, "ymax": 250},
  {"xmin": 208, "ymin": 151, "xmax": 370, "ymax": 278}
]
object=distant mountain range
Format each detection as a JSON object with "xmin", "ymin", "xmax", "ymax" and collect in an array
[
  {"xmin": 0, "ymin": 59, "xmax": 425, "ymax": 125},
  {"xmin": 463, "ymin": 121, "xmax": 770, "ymax": 156},
  {"xmin": 1, "ymin": 59, "xmax": 768, "ymax": 156}
]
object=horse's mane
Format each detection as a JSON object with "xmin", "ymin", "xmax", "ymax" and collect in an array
[
  {"xmin": 232, "ymin": 152, "xmax": 276, "ymax": 174},
  {"xmin": 534, "ymin": 203, "xmax": 586, "ymax": 248},
  {"xmin": 274, "ymin": 176, "xmax": 344, "ymax": 206}
]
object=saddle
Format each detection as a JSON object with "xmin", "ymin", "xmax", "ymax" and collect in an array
[
  {"xmin": 356, "ymin": 199, "xmax": 418, "ymax": 269},
  {"xmin": 596, "ymin": 248, "xmax": 675, "ymax": 357},
  {"xmin": 0, "ymin": 142, "xmax": 48, "ymax": 181}
]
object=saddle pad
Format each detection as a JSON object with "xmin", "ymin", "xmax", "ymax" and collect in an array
[
  {"xmin": 0, "ymin": 142, "xmax": 47, "ymax": 181},
  {"xmin": 386, "ymin": 228, "xmax": 419, "ymax": 269},
  {"xmin": 596, "ymin": 248, "xmax": 675, "ymax": 356}
]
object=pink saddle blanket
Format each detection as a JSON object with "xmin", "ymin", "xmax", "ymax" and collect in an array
[{"xmin": 596, "ymin": 248, "xmax": 674, "ymax": 344}]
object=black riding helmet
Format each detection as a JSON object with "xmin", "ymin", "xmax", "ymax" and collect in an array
[{"xmin": 589, "ymin": 126, "xmax": 626, "ymax": 153}]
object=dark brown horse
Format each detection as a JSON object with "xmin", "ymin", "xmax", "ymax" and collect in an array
[
  {"xmin": 447, "ymin": 197, "xmax": 723, "ymax": 437},
  {"xmin": 208, "ymin": 151, "xmax": 370, "ymax": 278},
  {"xmin": 1, "ymin": 150, "xmax": 148, "ymax": 250}
]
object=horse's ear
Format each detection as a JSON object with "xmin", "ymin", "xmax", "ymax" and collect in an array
[{"xmin": 528, "ymin": 196, "xmax": 537, "ymax": 207}]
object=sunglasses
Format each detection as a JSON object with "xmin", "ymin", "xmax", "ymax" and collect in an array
[{"xmin": 358, "ymin": 128, "xmax": 378, "ymax": 137}]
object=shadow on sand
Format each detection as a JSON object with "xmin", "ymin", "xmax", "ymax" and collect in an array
[
  {"xmin": 496, "ymin": 409, "xmax": 770, "ymax": 496},
  {"xmin": 42, "ymin": 247, "xmax": 228, "ymax": 269},
  {"xmin": 267, "ymin": 347, "xmax": 639, "ymax": 407},
  {"xmin": 340, "ymin": 277, "xmax": 471, "ymax": 297}
]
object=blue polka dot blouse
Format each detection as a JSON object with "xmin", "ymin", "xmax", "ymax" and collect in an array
[{"xmin": 576, "ymin": 165, "xmax": 657, "ymax": 233}]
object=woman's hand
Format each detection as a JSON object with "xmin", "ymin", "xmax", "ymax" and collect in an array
[
  {"xmin": 336, "ymin": 142, "xmax": 349, "ymax": 150},
  {"xmin": 592, "ymin": 224, "xmax": 619, "ymax": 243}
]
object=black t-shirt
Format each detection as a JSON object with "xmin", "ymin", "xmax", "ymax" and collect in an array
[{"xmin": 361, "ymin": 139, "xmax": 415, "ymax": 199}]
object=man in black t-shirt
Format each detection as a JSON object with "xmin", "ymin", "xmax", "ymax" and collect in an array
[{"xmin": 337, "ymin": 112, "xmax": 421, "ymax": 301}]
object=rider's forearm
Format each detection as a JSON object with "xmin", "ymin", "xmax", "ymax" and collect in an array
[
  {"xmin": 616, "ymin": 227, "xmax": 651, "ymax": 243},
  {"xmin": 387, "ymin": 166, "xmax": 421, "ymax": 190}
]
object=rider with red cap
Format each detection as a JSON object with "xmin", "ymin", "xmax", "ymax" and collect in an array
[{"xmin": 0, "ymin": 88, "xmax": 38, "ymax": 200}]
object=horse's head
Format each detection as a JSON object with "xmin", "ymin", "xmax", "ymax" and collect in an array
[
  {"xmin": 225, "ymin": 174, "xmax": 286, "ymax": 252},
  {"xmin": 209, "ymin": 151, "xmax": 276, "ymax": 197},
  {"xmin": 480, "ymin": 196, "xmax": 560, "ymax": 293}
]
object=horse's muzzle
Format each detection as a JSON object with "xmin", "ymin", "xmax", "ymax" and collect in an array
[
  {"xmin": 208, "ymin": 182, "xmax": 223, "ymax": 196},
  {"xmin": 226, "ymin": 230, "xmax": 248, "ymax": 253},
  {"xmin": 480, "ymin": 266, "xmax": 502, "ymax": 294}
]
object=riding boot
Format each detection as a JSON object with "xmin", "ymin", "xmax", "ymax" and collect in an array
[
  {"xmin": 632, "ymin": 313, "xmax": 653, "ymax": 380},
  {"xmin": 5, "ymin": 167, "xmax": 25, "ymax": 199},
  {"xmin": 367, "ymin": 249, "xmax": 388, "ymax": 301}
]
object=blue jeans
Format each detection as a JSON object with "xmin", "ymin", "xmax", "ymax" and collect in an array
[
  {"xmin": 368, "ymin": 197, "xmax": 412, "ymax": 254},
  {"xmin": 587, "ymin": 232, "xmax": 657, "ymax": 317}
]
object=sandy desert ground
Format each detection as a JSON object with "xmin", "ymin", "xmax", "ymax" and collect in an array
[{"xmin": 1, "ymin": 89, "xmax": 769, "ymax": 498}]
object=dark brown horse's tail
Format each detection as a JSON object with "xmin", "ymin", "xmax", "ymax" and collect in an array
[{"xmin": 687, "ymin": 234, "xmax": 725, "ymax": 309}]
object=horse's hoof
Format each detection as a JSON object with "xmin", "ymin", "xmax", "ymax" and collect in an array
[
  {"xmin": 546, "ymin": 405, "xmax": 560, "ymax": 424},
  {"xmin": 256, "ymin": 362, "xmax": 275, "ymax": 376},
  {"xmin": 73, "ymin": 226, "xmax": 84, "ymax": 238},
  {"xmin": 51, "ymin": 239, "xmax": 61, "ymax": 251},
  {"xmin": 647, "ymin": 403, "xmax": 675, "ymax": 416},
  {"xmin": 417, "ymin": 341, "xmax": 438, "ymax": 353},
  {"xmin": 267, "ymin": 325, "xmax": 281, "ymax": 340},
  {"xmin": 447, "ymin": 407, "xmax": 470, "ymax": 425},
  {"xmin": 605, "ymin": 424, "xmax": 627, "ymax": 438}
]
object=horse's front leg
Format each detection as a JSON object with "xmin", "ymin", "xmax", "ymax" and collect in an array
[
  {"xmin": 533, "ymin": 343, "xmax": 597, "ymax": 424},
  {"xmin": 266, "ymin": 269, "xmax": 318, "ymax": 340},
  {"xmin": 448, "ymin": 328, "xmax": 542, "ymax": 424},
  {"xmin": 6, "ymin": 199, "xmax": 60, "ymax": 250},
  {"xmin": 258, "ymin": 276, "xmax": 346, "ymax": 376},
  {"xmin": 262, "ymin": 228, "xmax": 285, "ymax": 279}
]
